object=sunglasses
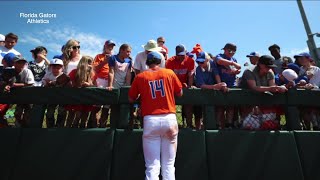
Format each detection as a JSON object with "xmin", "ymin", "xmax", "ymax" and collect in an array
[
  {"xmin": 158, "ymin": 41, "xmax": 165, "ymax": 44},
  {"xmin": 197, "ymin": 61, "xmax": 205, "ymax": 64},
  {"xmin": 228, "ymin": 49, "xmax": 236, "ymax": 54},
  {"xmin": 72, "ymin": 46, "xmax": 80, "ymax": 50}
]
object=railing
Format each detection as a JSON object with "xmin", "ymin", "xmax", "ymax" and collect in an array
[{"xmin": 1, "ymin": 87, "xmax": 319, "ymax": 130}]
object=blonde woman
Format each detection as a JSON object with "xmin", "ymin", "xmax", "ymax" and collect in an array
[
  {"xmin": 63, "ymin": 39, "xmax": 82, "ymax": 75},
  {"xmin": 61, "ymin": 39, "xmax": 82, "ymax": 127},
  {"xmin": 65, "ymin": 56, "xmax": 97, "ymax": 128}
]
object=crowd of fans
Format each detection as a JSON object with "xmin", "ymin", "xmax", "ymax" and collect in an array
[{"xmin": 0, "ymin": 32, "xmax": 319, "ymax": 130}]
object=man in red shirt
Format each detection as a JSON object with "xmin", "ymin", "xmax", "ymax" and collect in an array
[
  {"xmin": 129, "ymin": 51, "xmax": 183, "ymax": 180},
  {"xmin": 166, "ymin": 44, "xmax": 195, "ymax": 128}
]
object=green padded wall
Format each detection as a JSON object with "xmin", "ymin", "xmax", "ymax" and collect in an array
[
  {"xmin": 294, "ymin": 131, "xmax": 320, "ymax": 180},
  {"xmin": 10, "ymin": 128, "xmax": 114, "ymax": 180},
  {"xmin": 0, "ymin": 129, "xmax": 21, "ymax": 180},
  {"xmin": 206, "ymin": 130, "xmax": 304, "ymax": 180},
  {"xmin": 175, "ymin": 129, "xmax": 208, "ymax": 180},
  {"xmin": 112, "ymin": 129, "xmax": 208, "ymax": 180},
  {"xmin": 111, "ymin": 129, "xmax": 145, "ymax": 180}
]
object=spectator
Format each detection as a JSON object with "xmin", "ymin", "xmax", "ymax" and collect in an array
[
  {"xmin": 53, "ymin": 45, "xmax": 65, "ymax": 60},
  {"xmin": 4, "ymin": 57, "xmax": 34, "ymax": 127},
  {"xmin": 296, "ymin": 52, "xmax": 320, "ymax": 89},
  {"xmin": 65, "ymin": 56, "xmax": 96, "ymax": 128},
  {"xmin": 107, "ymin": 44, "xmax": 132, "ymax": 90},
  {"xmin": 268, "ymin": 44, "xmax": 293, "ymax": 74},
  {"xmin": 134, "ymin": 40, "xmax": 165, "ymax": 75},
  {"xmin": 166, "ymin": 44, "xmax": 195, "ymax": 128},
  {"xmin": 246, "ymin": 52, "xmax": 260, "ymax": 66},
  {"xmin": 128, "ymin": 51, "xmax": 183, "ymax": 180},
  {"xmin": 62, "ymin": 39, "xmax": 82, "ymax": 75},
  {"xmin": 62, "ymin": 39, "xmax": 82, "ymax": 125},
  {"xmin": 195, "ymin": 52, "xmax": 228, "ymax": 129},
  {"xmin": 293, "ymin": 52, "xmax": 320, "ymax": 130},
  {"xmin": 42, "ymin": 58, "xmax": 70, "ymax": 128},
  {"xmin": 157, "ymin": 36, "xmax": 169, "ymax": 60},
  {"xmin": 0, "ymin": 34, "xmax": 5, "ymax": 47},
  {"xmin": 215, "ymin": 43, "xmax": 241, "ymax": 129},
  {"xmin": 240, "ymin": 55, "xmax": 287, "ymax": 130},
  {"xmin": 2, "ymin": 52, "xmax": 16, "ymax": 68},
  {"xmin": 29, "ymin": 46, "xmax": 50, "ymax": 86},
  {"xmin": 90, "ymin": 40, "xmax": 116, "ymax": 128},
  {"xmin": 0, "ymin": 33, "xmax": 21, "ymax": 62}
]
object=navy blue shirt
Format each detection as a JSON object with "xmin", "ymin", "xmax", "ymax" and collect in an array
[
  {"xmin": 195, "ymin": 60, "xmax": 219, "ymax": 88},
  {"xmin": 216, "ymin": 53, "xmax": 238, "ymax": 87}
]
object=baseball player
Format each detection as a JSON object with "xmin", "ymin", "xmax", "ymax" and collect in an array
[{"xmin": 129, "ymin": 51, "xmax": 183, "ymax": 180}]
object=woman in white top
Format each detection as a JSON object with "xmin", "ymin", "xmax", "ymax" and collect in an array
[
  {"xmin": 62, "ymin": 39, "xmax": 82, "ymax": 75},
  {"xmin": 62, "ymin": 39, "xmax": 82, "ymax": 127}
]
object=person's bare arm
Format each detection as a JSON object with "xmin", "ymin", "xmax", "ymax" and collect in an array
[
  {"xmin": 217, "ymin": 58, "xmax": 241, "ymax": 69},
  {"xmin": 125, "ymin": 69, "xmax": 132, "ymax": 86},
  {"xmin": 187, "ymin": 71, "xmax": 194, "ymax": 87},
  {"xmin": 107, "ymin": 67, "xmax": 114, "ymax": 91}
]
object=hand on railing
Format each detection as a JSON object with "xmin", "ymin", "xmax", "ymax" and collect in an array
[{"xmin": 106, "ymin": 86, "xmax": 113, "ymax": 91}]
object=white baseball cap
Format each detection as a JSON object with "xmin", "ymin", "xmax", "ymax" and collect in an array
[
  {"xmin": 0, "ymin": 34, "xmax": 5, "ymax": 42},
  {"xmin": 50, "ymin": 58, "xmax": 64, "ymax": 66}
]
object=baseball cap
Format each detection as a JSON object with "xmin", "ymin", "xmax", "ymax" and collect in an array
[
  {"xmin": 105, "ymin": 40, "xmax": 116, "ymax": 46},
  {"xmin": 147, "ymin": 51, "xmax": 162, "ymax": 60},
  {"xmin": 286, "ymin": 63, "xmax": 300, "ymax": 74},
  {"xmin": 53, "ymin": 55, "xmax": 63, "ymax": 59},
  {"xmin": 13, "ymin": 56, "xmax": 28, "ymax": 63},
  {"xmin": 258, "ymin": 55, "xmax": 277, "ymax": 68},
  {"xmin": 246, "ymin": 52, "xmax": 260, "ymax": 58},
  {"xmin": 50, "ymin": 58, "xmax": 64, "ymax": 66},
  {"xmin": 282, "ymin": 69, "xmax": 298, "ymax": 82},
  {"xmin": 293, "ymin": 52, "xmax": 312, "ymax": 60},
  {"xmin": 190, "ymin": 44, "xmax": 204, "ymax": 55},
  {"xmin": 0, "ymin": 34, "xmax": 5, "ymax": 42},
  {"xmin": 222, "ymin": 43, "xmax": 237, "ymax": 50},
  {"xmin": 268, "ymin": 44, "xmax": 280, "ymax": 51},
  {"xmin": 176, "ymin": 44, "xmax": 186, "ymax": 56},
  {"xmin": 3, "ymin": 53, "xmax": 16, "ymax": 67},
  {"xmin": 196, "ymin": 52, "xmax": 206, "ymax": 62},
  {"xmin": 186, "ymin": 52, "xmax": 194, "ymax": 58},
  {"xmin": 143, "ymin": 40, "xmax": 162, "ymax": 52},
  {"xmin": 30, "ymin": 46, "xmax": 47, "ymax": 54}
]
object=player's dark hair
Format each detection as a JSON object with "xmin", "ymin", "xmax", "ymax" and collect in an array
[{"xmin": 146, "ymin": 57, "xmax": 161, "ymax": 66}]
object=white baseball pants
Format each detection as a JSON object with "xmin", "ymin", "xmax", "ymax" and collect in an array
[{"xmin": 143, "ymin": 113, "xmax": 179, "ymax": 180}]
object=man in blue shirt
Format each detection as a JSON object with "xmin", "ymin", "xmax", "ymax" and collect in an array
[
  {"xmin": 215, "ymin": 43, "xmax": 241, "ymax": 129},
  {"xmin": 195, "ymin": 52, "xmax": 227, "ymax": 129}
]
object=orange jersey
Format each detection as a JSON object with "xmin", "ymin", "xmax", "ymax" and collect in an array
[
  {"xmin": 165, "ymin": 56, "xmax": 195, "ymax": 83},
  {"xmin": 93, "ymin": 54, "xmax": 109, "ymax": 79},
  {"xmin": 129, "ymin": 68, "xmax": 182, "ymax": 117}
]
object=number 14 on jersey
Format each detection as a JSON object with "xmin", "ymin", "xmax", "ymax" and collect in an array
[{"xmin": 149, "ymin": 79, "xmax": 166, "ymax": 99}]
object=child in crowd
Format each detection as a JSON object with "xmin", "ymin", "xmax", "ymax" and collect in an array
[
  {"xmin": 29, "ymin": 46, "xmax": 50, "ymax": 87},
  {"xmin": 65, "ymin": 56, "xmax": 96, "ymax": 128},
  {"xmin": 42, "ymin": 58, "xmax": 71, "ymax": 128},
  {"xmin": 4, "ymin": 57, "xmax": 34, "ymax": 127}
]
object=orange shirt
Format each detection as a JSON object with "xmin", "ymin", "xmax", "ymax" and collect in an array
[
  {"xmin": 129, "ymin": 68, "xmax": 182, "ymax": 117},
  {"xmin": 93, "ymin": 54, "xmax": 109, "ymax": 79},
  {"xmin": 165, "ymin": 56, "xmax": 195, "ymax": 83}
]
